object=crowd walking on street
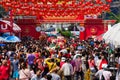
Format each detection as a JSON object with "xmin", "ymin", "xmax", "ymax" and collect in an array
[{"xmin": 0, "ymin": 36, "xmax": 120, "ymax": 80}]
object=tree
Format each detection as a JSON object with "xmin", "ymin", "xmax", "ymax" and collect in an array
[
  {"xmin": 0, "ymin": 6, "xmax": 7, "ymax": 18},
  {"xmin": 107, "ymin": 12, "xmax": 120, "ymax": 23},
  {"xmin": 57, "ymin": 28, "xmax": 72, "ymax": 38}
]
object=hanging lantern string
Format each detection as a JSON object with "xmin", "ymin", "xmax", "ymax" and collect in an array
[{"xmin": 0, "ymin": 0, "xmax": 112, "ymax": 18}]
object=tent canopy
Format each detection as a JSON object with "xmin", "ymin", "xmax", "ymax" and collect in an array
[
  {"xmin": 0, "ymin": 20, "xmax": 21, "ymax": 33},
  {"xmin": 103, "ymin": 23, "xmax": 120, "ymax": 48}
]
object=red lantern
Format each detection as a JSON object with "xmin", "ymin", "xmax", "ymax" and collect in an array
[
  {"xmin": 6, "ymin": 2, "xmax": 11, "ymax": 7},
  {"xmin": 90, "ymin": 3, "xmax": 94, "ymax": 6},
  {"xmin": 54, "ymin": 13, "xmax": 58, "ymax": 16},
  {"xmin": 32, "ymin": 11, "xmax": 36, "ymax": 16},
  {"xmin": 42, "ymin": 0, "xmax": 47, "ymax": 4},
  {"xmin": 49, "ymin": 0, "xmax": 52, "ymax": 3},
  {"xmin": 62, "ymin": 1, "xmax": 66, "ymax": 6},
  {"xmin": 98, "ymin": 1, "xmax": 103, "ymax": 4},
  {"xmin": 24, "ymin": 3, "xmax": 28, "ymax": 6},
  {"xmin": 24, "ymin": 0, "xmax": 28, "ymax": 3},
  {"xmin": 81, "ymin": 0, "xmax": 85, "ymax": 2},
  {"xmin": 104, "ymin": 4, "xmax": 110, "ymax": 11},
  {"xmin": 96, "ymin": 0, "xmax": 100, "ymax": 3},
  {"xmin": 86, "ymin": 2, "xmax": 91, "ymax": 5},
  {"xmin": 0, "ymin": 1, "xmax": 2, "ymax": 4},
  {"xmin": 31, "ymin": 0, "xmax": 35, "ymax": 3},
  {"xmin": 6, "ymin": 0, "xmax": 11, "ymax": 3},
  {"xmin": 17, "ymin": 9, "xmax": 22, "ymax": 14},
  {"xmin": 24, "ymin": 11, "xmax": 30, "ymax": 15},
  {"xmin": 78, "ymin": 2, "xmax": 82, "ymax": 5},
  {"xmin": 107, "ymin": 0, "xmax": 112, "ymax": 2}
]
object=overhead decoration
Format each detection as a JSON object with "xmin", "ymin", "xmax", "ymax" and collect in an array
[{"xmin": 0, "ymin": 0, "xmax": 112, "ymax": 19}]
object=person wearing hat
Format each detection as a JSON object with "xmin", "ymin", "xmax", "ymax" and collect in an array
[
  {"xmin": 74, "ymin": 55, "xmax": 84, "ymax": 80},
  {"xmin": 60, "ymin": 57, "xmax": 66, "ymax": 68}
]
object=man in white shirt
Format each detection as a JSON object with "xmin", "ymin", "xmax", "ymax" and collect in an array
[
  {"xmin": 102, "ymin": 70, "xmax": 112, "ymax": 80},
  {"xmin": 49, "ymin": 72, "xmax": 61, "ymax": 80},
  {"xmin": 31, "ymin": 69, "xmax": 42, "ymax": 80},
  {"xmin": 118, "ymin": 56, "xmax": 120, "ymax": 68},
  {"xmin": 95, "ymin": 64, "xmax": 112, "ymax": 80},
  {"xmin": 95, "ymin": 69, "xmax": 104, "ymax": 80},
  {"xmin": 60, "ymin": 59, "xmax": 73, "ymax": 80}
]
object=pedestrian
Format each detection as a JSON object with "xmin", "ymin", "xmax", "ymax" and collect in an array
[
  {"xmin": 19, "ymin": 62, "xmax": 31, "ymax": 80},
  {"xmin": 31, "ymin": 69, "xmax": 42, "ymax": 80},
  {"xmin": 74, "ymin": 55, "xmax": 84, "ymax": 80},
  {"xmin": 0, "ymin": 60, "xmax": 10, "ymax": 80},
  {"xmin": 60, "ymin": 58, "xmax": 73, "ymax": 80},
  {"xmin": 11, "ymin": 54, "xmax": 19, "ymax": 80}
]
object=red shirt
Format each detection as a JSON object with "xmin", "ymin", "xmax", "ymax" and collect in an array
[
  {"xmin": 99, "ymin": 59, "xmax": 108, "ymax": 70},
  {"xmin": 60, "ymin": 61, "xmax": 65, "ymax": 68},
  {"xmin": 63, "ymin": 53, "xmax": 71, "ymax": 58},
  {"xmin": 34, "ymin": 53, "xmax": 39, "ymax": 59},
  {"xmin": 36, "ymin": 58, "xmax": 44, "ymax": 70},
  {"xmin": 0, "ymin": 65, "xmax": 10, "ymax": 79}
]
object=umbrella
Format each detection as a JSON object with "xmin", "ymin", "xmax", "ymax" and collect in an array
[
  {"xmin": 103, "ymin": 23, "xmax": 120, "ymax": 48},
  {"xmin": 0, "ymin": 44, "xmax": 6, "ymax": 46},
  {"xmin": 103, "ymin": 23, "xmax": 120, "ymax": 42},
  {"xmin": 2, "ymin": 32, "xmax": 10, "ymax": 38},
  {"xmin": 5, "ymin": 35, "xmax": 21, "ymax": 43},
  {"xmin": 60, "ymin": 49, "xmax": 68, "ymax": 54},
  {"xmin": 0, "ymin": 36, "xmax": 5, "ymax": 42},
  {"xmin": 73, "ymin": 54, "xmax": 82, "ymax": 60}
]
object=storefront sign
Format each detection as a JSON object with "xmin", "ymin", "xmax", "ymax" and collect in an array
[
  {"xmin": 90, "ymin": 27, "xmax": 97, "ymax": 35},
  {"xmin": 0, "ymin": 24, "xmax": 8, "ymax": 30},
  {"xmin": 36, "ymin": 26, "xmax": 41, "ymax": 32},
  {"xmin": 79, "ymin": 27, "xmax": 85, "ymax": 32}
]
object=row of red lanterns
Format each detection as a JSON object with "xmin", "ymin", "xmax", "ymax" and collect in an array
[
  {"xmin": 2, "ymin": 0, "xmax": 112, "ymax": 4},
  {"xmin": 0, "ymin": 0, "xmax": 112, "ymax": 18}
]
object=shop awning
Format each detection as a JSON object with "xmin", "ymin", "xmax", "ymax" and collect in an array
[{"xmin": 0, "ymin": 20, "xmax": 21, "ymax": 33}]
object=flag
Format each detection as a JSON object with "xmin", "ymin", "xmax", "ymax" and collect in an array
[{"xmin": 79, "ymin": 26, "xmax": 85, "ymax": 40}]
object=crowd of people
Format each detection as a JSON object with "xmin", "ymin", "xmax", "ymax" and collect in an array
[{"xmin": 0, "ymin": 36, "xmax": 120, "ymax": 80}]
